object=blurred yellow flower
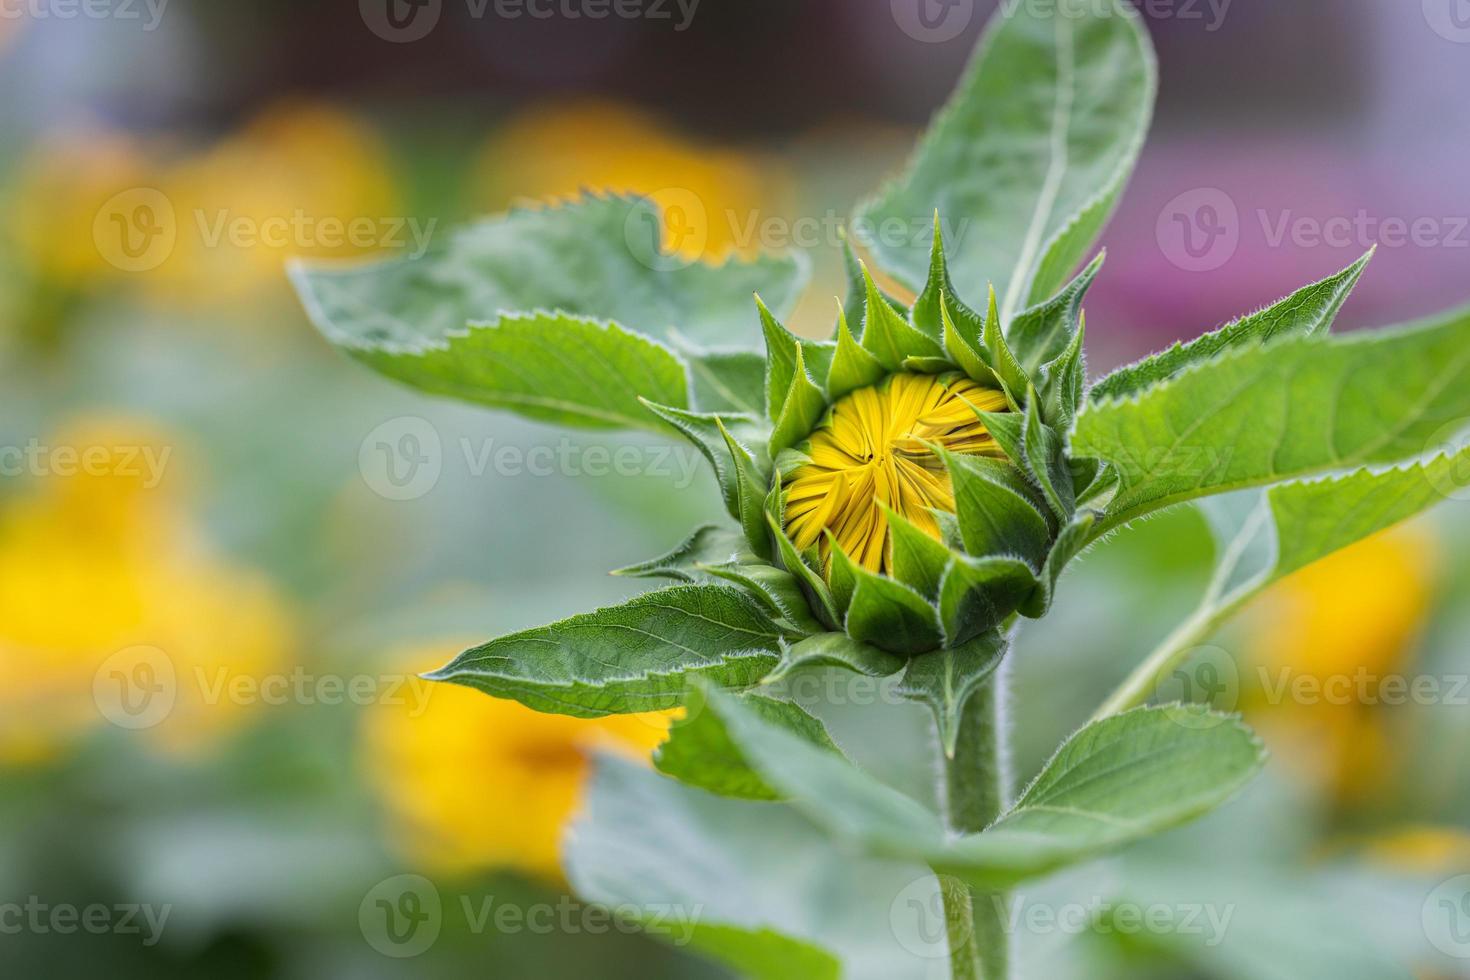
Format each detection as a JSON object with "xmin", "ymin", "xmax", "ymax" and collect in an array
[
  {"xmin": 146, "ymin": 102, "xmax": 401, "ymax": 303},
  {"xmin": 1362, "ymin": 826, "xmax": 1470, "ymax": 875},
  {"xmin": 0, "ymin": 416, "xmax": 294, "ymax": 764},
  {"xmin": 1244, "ymin": 525, "xmax": 1437, "ymax": 803},
  {"xmin": 4, "ymin": 103, "xmax": 401, "ymax": 315},
  {"xmin": 365, "ymin": 643, "xmax": 673, "ymax": 881},
  {"xmin": 478, "ymin": 100, "xmax": 779, "ymax": 263},
  {"xmin": 6, "ymin": 126, "xmax": 157, "ymax": 291}
]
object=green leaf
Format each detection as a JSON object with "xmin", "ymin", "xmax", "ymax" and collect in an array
[
  {"xmin": 976, "ymin": 400, "xmax": 1025, "ymax": 465},
  {"xmin": 567, "ymin": 754, "xmax": 929, "ymax": 980},
  {"xmin": 1022, "ymin": 390, "xmax": 1075, "ymax": 518},
  {"xmin": 894, "ymin": 632, "xmax": 1008, "ymax": 757},
  {"xmin": 1267, "ymin": 452, "xmax": 1468, "ymax": 578},
  {"xmin": 827, "ymin": 306, "xmax": 888, "ymax": 402},
  {"xmin": 881, "ymin": 505, "xmax": 954, "ymax": 600},
  {"xmin": 838, "ymin": 551, "xmax": 945, "ymax": 656},
  {"xmin": 938, "ymin": 553, "xmax": 1040, "ymax": 647},
  {"xmin": 759, "ymin": 296, "xmax": 836, "ymax": 421},
  {"xmin": 1199, "ymin": 447, "xmax": 1470, "ymax": 613},
  {"xmin": 291, "ymin": 195, "xmax": 809, "ymax": 425},
  {"xmin": 1073, "ymin": 305, "xmax": 1470, "ymax": 533},
  {"xmin": 427, "ymin": 585, "xmax": 790, "ymax": 717},
  {"xmin": 939, "ymin": 448, "xmax": 1052, "ymax": 568},
  {"xmin": 981, "ymin": 287, "xmax": 1030, "ymax": 404},
  {"xmin": 1020, "ymin": 511, "xmax": 1094, "ymax": 618},
  {"xmin": 839, "ymin": 235, "xmax": 906, "ymax": 337},
  {"xmin": 655, "ymin": 683, "xmax": 844, "ymax": 801},
  {"xmin": 940, "ymin": 295, "xmax": 1001, "ymax": 389},
  {"xmin": 767, "ymin": 513, "xmax": 841, "ymax": 631},
  {"xmin": 1090, "ymin": 249, "xmax": 1374, "ymax": 402},
  {"xmin": 768, "ymin": 345, "xmax": 829, "ymax": 458},
  {"xmin": 858, "ymin": 264, "xmax": 945, "ymax": 370},
  {"xmin": 911, "ymin": 214, "xmax": 988, "ymax": 344},
  {"xmin": 855, "ymin": 0, "xmax": 1155, "ymax": 321},
  {"xmin": 685, "ymin": 348, "xmax": 768, "ymax": 416},
  {"xmin": 325, "ymin": 311, "xmax": 693, "ymax": 432},
  {"xmin": 1007, "ymin": 252, "xmax": 1103, "ymax": 375},
  {"xmin": 701, "ymin": 692, "xmax": 1264, "ymax": 889},
  {"xmin": 718, "ymin": 418, "xmax": 776, "ymax": 560},
  {"xmin": 934, "ymin": 706, "xmax": 1265, "ymax": 887},
  {"xmin": 641, "ymin": 402, "xmax": 769, "ymax": 521},
  {"xmin": 612, "ymin": 525, "xmax": 753, "ymax": 582},
  {"xmin": 292, "ymin": 194, "xmax": 805, "ymax": 347},
  {"xmin": 701, "ymin": 562, "xmax": 825, "ymax": 635},
  {"xmin": 765, "ymin": 633, "xmax": 906, "ymax": 682},
  {"xmin": 1039, "ymin": 311, "xmax": 1087, "ymax": 429},
  {"xmin": 698, "ymin": 686, "xmax": 947, "ymax": 850},
  {"xmin": 901, "ymin": 355, "xmax": 960, "ymax": 375}
]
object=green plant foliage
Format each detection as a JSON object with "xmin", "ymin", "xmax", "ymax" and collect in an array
[
  {"xmin": 567, "ymin": 755, "xmax": 931, "ymax": 980},
  {"xmin": 698, "ymin": 689, "xmax": 1265, "ymax": 888},
  {"xmin": 654, "ymin": 683, "xmax": 843, "ymax": 800},
  {"xmin": 291, "ymin": 194, "xmax": 807, "ymax": 429},
  {"xmin": 855, "ymin": 0, "xmax": 1155, "ymax": 319},
  {"xmin": 1090, "ymin": 249, "xmax": 1373, "ymax": 401},
  {"xmin": 289, "ymin": 0, "xmax": 1470, "ymax": 974},
  {"xmin": 1074, "ymin": 305, "xmax": 1470, "ymax": 534},
  {"xmin": 427, "ymin": 586, "xmax": 793, "ymax": 716}
]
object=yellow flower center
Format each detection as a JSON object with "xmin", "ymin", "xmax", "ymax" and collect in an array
[{"xmin": 782, "ymin": 373, "xmax": 1009, "ymax": 575}]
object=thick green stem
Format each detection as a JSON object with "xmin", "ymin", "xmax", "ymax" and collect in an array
[{"xmin": 937, "ymin": 668, "xmax": 1011, "ymax": 980}]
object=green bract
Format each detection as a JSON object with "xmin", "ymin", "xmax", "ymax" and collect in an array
[{"xmin": 291, "ymin": 0, "xmax": 1470, "ymax": 976}]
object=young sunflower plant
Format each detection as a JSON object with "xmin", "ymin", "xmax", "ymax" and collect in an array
[{"xmin": 293, "ymin": 2, "xmax": 1470, "ymax": 977}]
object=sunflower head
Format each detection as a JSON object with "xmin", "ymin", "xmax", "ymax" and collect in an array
[
  {"xmin": 634, "ymin": 225, "xmax": 1097, "ymax": 657},
  {"xmin": 782, "ymin": 372, "xmax": 1008, "ymax": 575}
]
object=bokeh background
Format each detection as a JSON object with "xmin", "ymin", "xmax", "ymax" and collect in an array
[{"xmin": 2, "ymin": 1, "xmax": 1469, "ymax": 977}]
